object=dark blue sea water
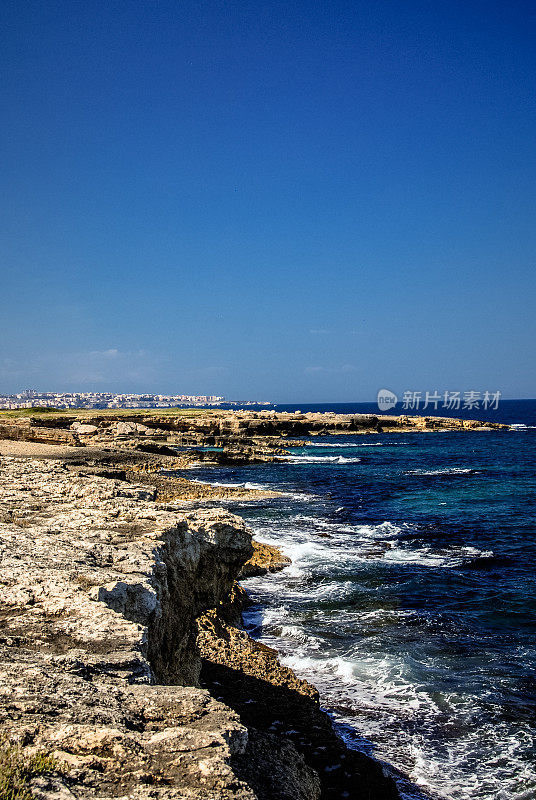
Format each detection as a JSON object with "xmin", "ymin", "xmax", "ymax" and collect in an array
[{"xmin": 187, "ymin": 400, "xmax": 536, "ymax": 800}]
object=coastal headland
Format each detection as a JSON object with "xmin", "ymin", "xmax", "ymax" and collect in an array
[
  {"xmin": 0, "ymin": 406, "xmax": 508, "ymax": 461},
  {"xmin": 0, "ymin": 409, "xmax": 507, "ymax": 799}
]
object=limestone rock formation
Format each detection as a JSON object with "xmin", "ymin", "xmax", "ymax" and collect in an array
[
  {"xmin": 240, "ymin": 540, "xmax": 292, "ymax": 578},
  {"xmin": 0, "ymin": 409, "xmax": 509, "ymax": 462},
  {"xmin": 0, "ymin": 457, "xmax": 255, "ymax": 798}
]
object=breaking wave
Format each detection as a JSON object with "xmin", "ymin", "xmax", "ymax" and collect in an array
[{"xmin": 281, "ymin": 455, "xmax": 362, "ymax": 464}]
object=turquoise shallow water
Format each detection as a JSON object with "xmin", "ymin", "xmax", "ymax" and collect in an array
[{"xmin": 185, "ymin": 401, "xmax": 536, "ymax": 800}]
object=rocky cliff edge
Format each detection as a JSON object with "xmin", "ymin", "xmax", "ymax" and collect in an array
[{"xmin": 0, "ymin": 456, "xmax": 259, "ymax": 799}]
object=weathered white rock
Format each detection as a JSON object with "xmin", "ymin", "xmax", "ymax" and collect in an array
[
  {"xmin": 0, "ymin": 456, "xmax": 256, "ymax": 799},
  {"xmin": 70, "ymin": 423, "xmax": 99, "ymax": 435},
  {"xmin": 113, "ymin": 421, "xmax": 138, "ymax": 435}
]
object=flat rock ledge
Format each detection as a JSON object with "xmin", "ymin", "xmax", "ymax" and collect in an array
[{"xmin": 0, "ymin": 456, "xmax": 257, "ymax": 799}]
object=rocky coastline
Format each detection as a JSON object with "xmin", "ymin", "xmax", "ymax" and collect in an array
[
  {"xmin": 0, "ymin": 407, "xmax": 508, "ymax": 463},
  {"xmin": 0, "ymin": 409, "xmax": 507, "ymax": 799},
  {"xmin": 0, "ymin": 449, "xmax": 399, "ymax": 799}
]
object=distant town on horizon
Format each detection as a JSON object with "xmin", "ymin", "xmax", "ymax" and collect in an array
[{"xmin": 0, "ymin": 389, "xmax": 272, "ymax": 410}]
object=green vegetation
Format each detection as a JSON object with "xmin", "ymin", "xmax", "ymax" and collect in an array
[
  {"xmin": 22, "ymin": 407, "xmax": 63, "ymax": 413},
  {"xmin": 0, "ymin": 407, "xmax": 65, "ymax": 418},
  {"xmin": 0, "ymin": 741, "xmax": 61, "ymax": 800},
  {"xmin": 0, "ymin": 407, "xmax": 214, "ymax": 420}
]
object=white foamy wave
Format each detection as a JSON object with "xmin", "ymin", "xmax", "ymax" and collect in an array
[
  {"xmin": 281, "ymin": 455, "xmax": 362, "ymax": 464},
  {"xmin": 406, "ymin": 467, "xmax": 477, "ymax": 476},
  {"xmin": 306, "ymin": 441, "xmax": 384, "ymax": 447},
  {"xmin": 250, "ymin": 620, "xmax": 536, "ymax": 800},
  {"xmin": 189, "ymin": 478, "xmax": 271, "ymax": 490},
  {"xmin": 271, "ymin": 490, "xmax": 317, "ymax": 502},
  {"xmin": 282, "ymin": 653, "xmax": 358, "ymax": 684},
  {"xmin": 285, "ymin": 528, "xmax": 492, "ymax": 570},
  {"xmin": 190, "ymin": 478, "xmax": 239, "ymax": 487},
  {"xmin": 510, "ymin": 423, "xmax": 536, "ymax": 430},
  {"xmin": 354, "ymin": 521, "xmax": 406, "ymax": 540},
  {"xmin": 278, "ymin": 625, "xmax": 323, "ymax": 650},
  {"xmin": 294, "ymin": 514, "xmax": 394, "ymax": 536},
  {"xmin": 304, "ymin": 441, "xmax": 410, "ymax": 447},
  {"xmin": 382, "ymin": 544, "xmax": 494, "ymax": 568},
  {"xmin": 238, "ymin": 454, "xmax": 536, "ymax": 800},
  {"xmin": 245, "ymin": 516, "xmax": 495, "ymax": 589}
]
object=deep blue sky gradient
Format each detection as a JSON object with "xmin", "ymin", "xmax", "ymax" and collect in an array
[{"xmin": 1, "ymin": 0, "xmax": 535, "ymax": 401}]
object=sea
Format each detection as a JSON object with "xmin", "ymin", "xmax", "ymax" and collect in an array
[{"xmin": 184, "ymin": 399, "xmax": 536, "ymax": 800}]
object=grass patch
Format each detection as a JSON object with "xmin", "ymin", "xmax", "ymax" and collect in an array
[
  {"xmin": 0, "ymin": 741, "xmax": 61, "ymax": 800},
  {"xmin": 0, "ymin": 408, "xmax": 67, "ymax": 418},
  {"xmin": 0, "ymin": 407, "xmax": 215, "ymax": 420},
  {"xmin": 8, "ymin": 407, "xmax": 63, "ymax": 416}
]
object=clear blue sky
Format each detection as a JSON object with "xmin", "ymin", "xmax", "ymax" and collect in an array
[{"xmin": 1, "ymin": 0, "xmax": 535, "ymax": 402}]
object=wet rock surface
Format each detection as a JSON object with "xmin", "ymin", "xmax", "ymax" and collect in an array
[
  {"xmin": 197, "ymin": 612, "xmax": 399, "ymax": 800},
  {"xmin": 239, "ymin": 540, "xmax": 292, "ymax": 578}
]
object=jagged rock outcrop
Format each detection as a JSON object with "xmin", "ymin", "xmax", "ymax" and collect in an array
[{"xmin": 239, "ymin": 540, "xmax": 292, "ymax": 578}]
